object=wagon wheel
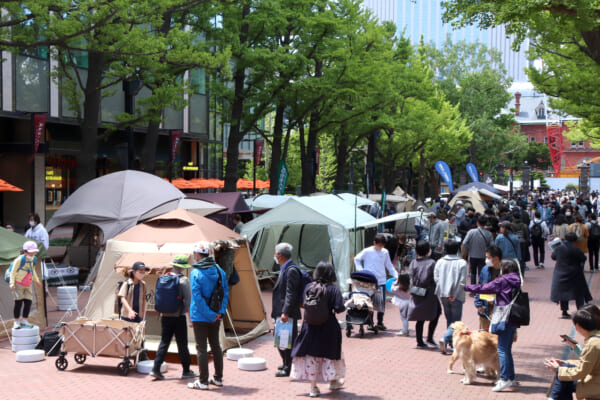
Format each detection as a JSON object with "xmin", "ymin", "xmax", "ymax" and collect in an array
[
  {"xmin": 55, "ymin": 356, "xmax": 68, "ymax": 371},
  {"xmin": 74, "ymin": 354, "xmax": 86, "ymax": 364},
  {"xmin": 117, "ymin": 361, "xmax": 130, "ymax": 376}
]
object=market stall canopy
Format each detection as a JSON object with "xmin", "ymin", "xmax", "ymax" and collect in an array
[
  {"xmin": 0, "ymin": 178, "xmax": 24, "ymax": 192},
  {"xmin": 245, "ymin": 194, "xmax": 298, "ymax": 210},
  {"xmin": 453, "ymin": 182, "xmax": 502, "ymax": 195},
  {"xmin": 449, "ymin": 190, "xmax": 487, "ymax": 214},
  {"xmin": 335, "ymin": 193, "xmax": 376, "ymax": 208},
  {"xmin": 46, "ymin": 171, "xmax": 223, "ymax": 243}
]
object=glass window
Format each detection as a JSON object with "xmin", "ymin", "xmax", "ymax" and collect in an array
[
  {"xmin": 529, "ymin": 137, "xmax": 535, "ymax": 142},
  {"xmin": 164, "ymin": 105, "xmax": 183, "ymax": 130},
  {"xmin": 15, "ymin": 55, "xmax": 49, "ymax": 112},
  {"xmin": 101, "ymin": 81, "xmax": 124, "ymax": 122},
  {"xmin": 190, "ymin": 69, "xmax": 206, "ymax": 94},
  {"xmin": 189, "ymin": 93, "xmax": 208, "ymax": 134}
]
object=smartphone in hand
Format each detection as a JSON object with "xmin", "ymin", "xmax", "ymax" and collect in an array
[{"xmin": 560, "ymin": 334, "xmax": 578, "ymax": 345}]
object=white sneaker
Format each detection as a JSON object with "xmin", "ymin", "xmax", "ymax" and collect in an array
[
  {"xmin": 492, "ymin": 379, "xmax": 514, "ymax": 392},
  {"xmin": 13, "ymin": 321, "xmax": 21, "ymax": 329},
  {"xmin": 309, "ymin": 386, "xmax": 320, "ymax": 397},
  {"xmin": 188, "ymin": 380, "xmax": 209, "ymax": 390}
]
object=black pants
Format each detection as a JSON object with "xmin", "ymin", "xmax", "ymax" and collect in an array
[
  {"xmin": 14, "ymin": 299, "xmax": 32, "ymax": 319},
  {"xmin": 531, "ymin": 238, "xmax": 545, "ymax": 267},
  {"xmin": 588, "ymin": 239, "xmax": 600, "ymax": 270},
  {"xmin": 277, "ymin": 319, "xmax": 298, "ymax": 371},
  {"xmin": 415, "ymin": 314, "xmax": 439, "ymax": 346},
  {"xmin": 469, "ymin": 257, "xmax": 485, "ymax": 285},
  {"xmin": 193, "ymin": 320, "xmax": 223, "ymax": 384},
  {"xmin": 377, "ymin": 285, "xmax": 386, "ymax": 325},
  {"xmin": 153, "ymin": 315, "xmax": 191, "ymax": 374}
]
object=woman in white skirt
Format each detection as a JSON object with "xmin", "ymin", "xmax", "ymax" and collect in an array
[{"xmin": 291, "ymin": 262, "xmax": 346, "ymax": 398}]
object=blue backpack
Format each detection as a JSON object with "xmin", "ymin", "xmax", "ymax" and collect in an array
[
  {"xmin": 154, "ymin": 273, "xmax": 182, "ymax": 313},
  {"xmin": 4, "ymin": 255, "xmax": 37, "ymax": 283}
]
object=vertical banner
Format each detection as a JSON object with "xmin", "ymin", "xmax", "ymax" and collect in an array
[
  {"xmin": 314, "ymin": 148, "xmax": 321, "ymax": 175},
  {"xmin": 170, "ymin": 130, "xmax": 183, "ymax": 161},
  {"xmin": 33, "ymin": 113, "xmax": 47, "ymax": 154},
  {"xmin": 254, "ymin": 140, "xmax": 264, "ymax": 166},
  {"xmin": 277, "ymin": 160, "xmax": 288, "ymax": 195},
  {"xmin": 466, "ymin": 162, "xmax": 479, "ymax": 182},
  {"xmin": 434, "ymin": 160, "xmax": 454, "ymax": 192},
  {"xmin": 547, "ymin": 124, "xmax": 563, "ymax": 175}
]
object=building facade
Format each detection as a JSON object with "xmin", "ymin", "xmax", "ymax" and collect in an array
[
  {"xmin": 363, "ymin": 0, "xmax": 530, "ymax": 83},
  {"xmin": 0, "ymin": 48, "xmax": 224, "ymax": 228}
]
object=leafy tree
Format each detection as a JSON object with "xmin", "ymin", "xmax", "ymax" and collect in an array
[{"xmin": 442, "ymin": 1, "xmax": 600, "ymax": 137}]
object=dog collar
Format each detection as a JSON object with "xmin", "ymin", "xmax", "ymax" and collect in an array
[{"xmin": 460, "ymin": 331, "xmax": 472, "ymax": 336}]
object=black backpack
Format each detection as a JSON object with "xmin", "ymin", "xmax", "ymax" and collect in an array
[
  {"xmin": 530, "ymin": 222, "xmax": 543, "ymax": 240},
  {"xmin": 205, "ymin": 267, "xmax": 225, "ymax": 313},
  {"xmin": 154, "ymin": 273, "xmax": 182, "ymax": 313},
  {"xmin": 302, "ymin": 281, "xmax": 330, "ymax": 325},
  {"xmin": 590, "ymin": 222, "xmax": 600, "ymax": 241}
]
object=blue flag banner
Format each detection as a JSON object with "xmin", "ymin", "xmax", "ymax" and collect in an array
[
  {"xmin": 466, "ymin": 163, "xmax": 479, "ymax": 182},
  {"xmin": 434, "ymin": 160, "xmax": 454, "ymax": 192}
]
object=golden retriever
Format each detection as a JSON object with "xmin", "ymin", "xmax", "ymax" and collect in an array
[{"xmin": 447, "ymin": 321, "xmax": 500, "ymax": 385}]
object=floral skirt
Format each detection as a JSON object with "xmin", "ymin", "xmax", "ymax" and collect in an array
[{"xmin": 291, "ymin": 354, "xmax": 346, "ymax": 383}]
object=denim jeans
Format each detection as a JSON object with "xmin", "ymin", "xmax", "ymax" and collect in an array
[
  {"xmin": 497, "ymin": 325, "xmax": 517, "ymax": 380},
  {"xmin": 441, "ymin": 298, "xmax": 463, "ymax": 347},
  {"xmin": 549, "ymin": 363, "xmax": 576, "ymax": 400}
]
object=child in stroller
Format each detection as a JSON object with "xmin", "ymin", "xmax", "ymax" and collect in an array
[{"xmin": 344, "ymin": 270, "xmax": 379, "ymax": 337}]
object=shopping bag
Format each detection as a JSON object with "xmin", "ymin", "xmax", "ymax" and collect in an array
[
  {"xmin": 490, "ymin": 303, "xmax": 512, "ymax": 334},
  {"xmin": 274, "ymin": 318, "xmax": 294, "ymax": 350}
]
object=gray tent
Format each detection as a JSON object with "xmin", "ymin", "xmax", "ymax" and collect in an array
[{"xmin": 46, "ymin": 170, "xmax": 225, "ymax": 243}]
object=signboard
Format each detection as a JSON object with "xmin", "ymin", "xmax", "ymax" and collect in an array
[
  {"xmin": 254, "ymin": 140, "xmax": 264, "ymax": 166},
  {"xmin": 33, "ymin": 113, "xmax": 47, "ymax": 154},
  {"xmin": 171, "ymin": 130, "xmax": 182, "ymax": 161}
]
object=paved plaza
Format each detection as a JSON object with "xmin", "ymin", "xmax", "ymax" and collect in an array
[{"xmin": 0, "ymin": 243, "xmax": 598, "ymax": 400}]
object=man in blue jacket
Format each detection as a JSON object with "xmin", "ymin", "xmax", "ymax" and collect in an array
[{"xmin": 188, "ymin": 241, "xmax": 229, "ymax": 391}]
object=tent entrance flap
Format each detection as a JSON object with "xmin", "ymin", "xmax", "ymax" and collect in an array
[{"xmin": 252, "ymin": 224, "xmax": 332, "ymax": 272}]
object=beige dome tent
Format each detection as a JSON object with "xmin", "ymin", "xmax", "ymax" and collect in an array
[{"xmin": 83, "ymin": 208, "xmax": 269, "ymax": 353}]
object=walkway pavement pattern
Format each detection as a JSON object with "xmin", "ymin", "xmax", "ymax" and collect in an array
[{"xmin": 0, "ymin": 243, "xmax": 598, "ymax": 400}]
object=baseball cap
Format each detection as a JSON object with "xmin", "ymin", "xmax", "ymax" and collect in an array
[
  {"xmin": 22, "ymin": 241, "xmax": 39, "ymax": 253},
  {"xmin": 193, "ymin": 241, "xmax": 211, "ymax": 255},
  {"xmin": 132, "ymin": 261, "xmax": 150, "ymax": 271},
  {"xmin": 426, "ymin": 212, "xmax": 437, "ymax": 219},
  {"xmin": 170, "ymin": 254, "xmax": 191, "ymax": 269},
  {"xmin": 456, "ymin": 200, "xmax": 464, "ymax": 205}
]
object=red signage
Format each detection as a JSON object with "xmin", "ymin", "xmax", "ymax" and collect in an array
[
  {"xmin": 547, "ymin": 124, "xmax": 563, "ymax": 175},
  {"xmin": 254, "ymin": 140, "xmax": 264, "ymax": 166},
  {"xmin": 33, "ymin": 114, "xmax": 47, "ymax": 153},
  {"xmin": 171, "ymin": 130, "xmax": 182, "ymax": 161}
]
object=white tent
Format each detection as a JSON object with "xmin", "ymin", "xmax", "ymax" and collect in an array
[
  {"xmin": 240, "ymin": 195, "xmax": 376, "ymax": 285},
  {"xmin": 245, "ymin": 194, "xmax": 298, "ymax": 211},
  {"xmin": 357, "ymin": 211, "xmax": 430, "ymax": 236},
  {"xmin": 336, "ymin": 193, "xmax": 376, "ymax": 208}
]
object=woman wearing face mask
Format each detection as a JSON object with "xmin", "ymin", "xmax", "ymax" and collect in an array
[
  {"xmin": 473, "ymin": 246, "xmax": 503, "ymax": 331},
  {"xmin": 552, "ymin": 214, "xmax": 570, "ymax": 241},
  {"xmin": 9, "ymin": 241, "xmax": 42, "ymax": 329}
]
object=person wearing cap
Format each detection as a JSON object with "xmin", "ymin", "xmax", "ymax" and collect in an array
[
  {"xmin": 9, "ymin": 241, "xmax": 42, "ymax": 328},
  {"xmin": 427, "ymin": 213, "xmax": 445, "ymax": 261},
  {"xmin": 118, "ymin": 261, "xmax": 150, "ymax": 323},
  {"xmin": 451, "ymin": 201, "xmax": 466, "ymax": 226},
  {"xmin": 188, "ymin": 241, "xmax": 229, "ymax": 390},
  {"xmin": 150, "ymin": 255, "xmax": 195, "ymax": 381}
]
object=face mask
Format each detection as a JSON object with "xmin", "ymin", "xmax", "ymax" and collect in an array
[
  {"xmin": 273, "ymin": 256, "xmax": 279, "ymax": 265},
  {"xmin": 566, "ymin": 212, "xmax": 571, "ymax": 216},
  {"xmin": 29, "ymin": 221, "xmax": 35, "ymax": 227},
  {"xmin": 485, "ymin": 258, "xmax": 493, "ymax": 267},
  {"xmin": 25, "ymin": 255, "xmax": 34, "ymax": 261}
]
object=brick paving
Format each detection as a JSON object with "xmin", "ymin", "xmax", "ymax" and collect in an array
[{"xmin": 0, "ymin": 242, "xmax": 598, "ymax": 400}]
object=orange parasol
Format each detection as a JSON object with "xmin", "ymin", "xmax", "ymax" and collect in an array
[{"xmin": 0, "ymin": 179, "xmax": 24, "ymax": 192}]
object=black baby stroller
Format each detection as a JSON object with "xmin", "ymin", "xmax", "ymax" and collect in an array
[{"xmin": 344, "ymin": 270, "xmax": 378, "ymax": 337}]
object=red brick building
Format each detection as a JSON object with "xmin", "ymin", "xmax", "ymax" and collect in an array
[{"xmin": 507, "ymin": 91, "xmax": 600, "ymax": 176}]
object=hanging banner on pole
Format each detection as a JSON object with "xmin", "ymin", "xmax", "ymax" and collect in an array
[
  {"xmin": 170, "ymin": 130, "xmax": 182, "ymax": 161},
  {"xmin": 434, "ymin": 160, "xmax": 454, "ymax": 192},
  {"xmin": 254, "ymin": 140, "xmax": 264, "ymax": 166},
  {"xmin": 547, "ymin": 124, "xmax": 563, "ymax": 175},
  {"xmin": 466, "ymin": 163, "xmax": 479, "ymax": 182},
  {"xmin": 277, "ymin": 160, "xmax": 288, "ymax": 195},
  {"xmin": 33, "ymin": 113, "xmax": 47, "ymax": 154}
]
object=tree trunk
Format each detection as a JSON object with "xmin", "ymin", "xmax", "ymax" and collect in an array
[
  {"xmin": 301, "ymin": 60, "xmax": 323, "ymax": 195},
  {"xmin": 417, "ymin": 148, "xmax": 426, "ymax": 201},
  {"xmin": 334, "ymin": 126, "xmax": 349, "ymax": 191},
  {"xmin": 268, "ymin": 103, "xmax": 285, "ymax": 194},
  {"xmin": 142, "ymin": 118, "xmax": 161, "ymax": 173},
  {"xmin": 224, "ymin": 6, "xmax": 250, "ymax": 192},
  {"xmin": 77, "ymin": 51, "xmax": 106, "ymax": 188}
]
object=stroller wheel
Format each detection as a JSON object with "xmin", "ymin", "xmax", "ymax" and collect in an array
[{"xmin": 373, "ymin": 327, "xmax": 379, "ymax": 335}]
